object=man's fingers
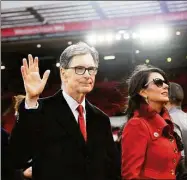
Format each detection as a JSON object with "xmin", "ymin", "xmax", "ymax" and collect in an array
[
  {"xmin": 34, "ymin": 57, "xmax": 39, "ymax": 72},
  {"xmin": 42, "ymin": 70, "xmax": 50, "ymax": 86},
  {"xmin": 21, "ymin": 66, "xmax": 27, "ymax": 81},
  {"xmin": 22, "ymin": 58, "xmax": 29, "ymax": 75},
  {"xmin": 28, "ymin": 54, "xmax": 34, "ymax": 68}
]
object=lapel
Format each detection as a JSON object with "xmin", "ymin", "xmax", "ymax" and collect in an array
[
  {"xmin": 85, "ymin": 100, "xmax": 98, "ymax": 143},
  {"xmin": 52, "ymin": 90, "xmax": 86, "ymax": 147}
]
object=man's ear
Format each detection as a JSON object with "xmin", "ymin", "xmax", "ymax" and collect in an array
[
  {"xmin": 139, "ymin": 89, "xmax": 147, "ymax": 98},
  {"xmin": 60, "ymin": 68, "xmax": 67, "ymax": 81}
]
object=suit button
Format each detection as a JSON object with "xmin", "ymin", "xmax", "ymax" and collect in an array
[
  {"xmin": 170, "ymin": 169, "xmax": 175, "ymax": 175},
  {"xmin": 173, "ymin": 159, "xmax": 176, "ymax": 164},
  {"xmin": 174, "ymin": 148, "xmax": 178, "ymax": 154}
]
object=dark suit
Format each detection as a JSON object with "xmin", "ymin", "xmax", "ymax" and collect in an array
[{"xmin": 9, "ymin": 90, "xmax": 120, "ymax": 180}]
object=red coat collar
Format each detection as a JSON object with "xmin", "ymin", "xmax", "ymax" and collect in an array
[{"xmin": 133, "ymin": 103, "xmax": 174, "ymax": 136}]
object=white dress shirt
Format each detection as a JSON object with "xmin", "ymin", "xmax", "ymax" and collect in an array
[
  {"xmin": 25, "ymin": 90, "xmax": 86, "ymax": 124},
  {"xmin": 63, "ymin": 90, "xmax": 86, "ymax": 124}
]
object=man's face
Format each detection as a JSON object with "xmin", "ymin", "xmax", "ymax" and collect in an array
[{"xmin": 61, "ymin": 53, "xmax": 97, "ymax": 97}]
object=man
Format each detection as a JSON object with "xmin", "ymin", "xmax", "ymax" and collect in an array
[
  {"xmin": 9, "ymin": 42, "xmax": 120, "ymax": 180},
  {"xmin": 166, "ymin": 82, "xmax": 187, "ymax": 168}
]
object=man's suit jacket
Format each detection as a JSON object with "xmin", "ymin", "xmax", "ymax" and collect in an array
[{"xmin": 9, "ymin": 90, "xmax": 120, "ymax": 180}]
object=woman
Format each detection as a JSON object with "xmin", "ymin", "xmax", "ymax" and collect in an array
[{"xmin": 121, "ymin": 64, "xmax": 183, "ymax": 179}]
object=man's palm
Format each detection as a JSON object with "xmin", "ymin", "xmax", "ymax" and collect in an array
[{"xmin": 24, "ymin": 72, "xmax": 44, "ymax": 97}]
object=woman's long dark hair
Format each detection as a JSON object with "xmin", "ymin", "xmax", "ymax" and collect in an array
[{"xmin": 124, "ymin": 64, "xmax": 168, "ymax": 120}]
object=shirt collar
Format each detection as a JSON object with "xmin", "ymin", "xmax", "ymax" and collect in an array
[{"xmin": 62, "ymin": 90, "xmax": 86, "ymax": 113}]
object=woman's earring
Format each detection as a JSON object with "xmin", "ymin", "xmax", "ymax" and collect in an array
[{"xmin": 145, "ymin": 96, "xmax": 149, "ymax": 104}]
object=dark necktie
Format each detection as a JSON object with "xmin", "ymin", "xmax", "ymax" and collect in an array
[{"xmin": 77, "ymin": 105, "xmax": 87, "ymax": 141}]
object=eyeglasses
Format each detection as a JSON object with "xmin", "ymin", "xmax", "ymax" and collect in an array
[
  {"xmin": 66, "ymin": 66, "xmax": 98, "ymax": 75},
  {"xmin": 144, "ymin": 78, "xmax": 169, "ymax": 88}
]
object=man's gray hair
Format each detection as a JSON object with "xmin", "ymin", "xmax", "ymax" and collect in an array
[{"xmin": 59, "ymin": 42, "xmax": 99, "ymax": 68}]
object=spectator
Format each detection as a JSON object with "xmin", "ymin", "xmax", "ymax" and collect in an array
[
  {"xmin": 1, "ymin": 128, "xmax": 29, "ymax": 180},
  {"xmin": 166, "ymin": 82, "xmax": 187, "ymax": 168}
]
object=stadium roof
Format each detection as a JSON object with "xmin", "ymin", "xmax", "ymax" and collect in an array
[{"xmin": 2, "ymin": 1, "xmax": 187, "ymax": 29}]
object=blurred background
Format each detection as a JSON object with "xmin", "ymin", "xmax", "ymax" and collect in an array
[{"xmin": 1, "ymin": 1, "xmax": 187, "ymax": 132}]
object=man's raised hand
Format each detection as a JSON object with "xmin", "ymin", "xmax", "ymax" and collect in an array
[{"xmin": 21, "ymin": 54, "xmax": 50, "ymax": 106}]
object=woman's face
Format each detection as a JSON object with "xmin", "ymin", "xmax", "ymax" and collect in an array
[{"xmin": 141, "ymin": 72, "xmax": 169, "ymax": 104}]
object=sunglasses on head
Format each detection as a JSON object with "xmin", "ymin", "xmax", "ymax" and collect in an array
[{"xmin": 144, "ymin": 78, "xmax": 168, "ymax": 88}]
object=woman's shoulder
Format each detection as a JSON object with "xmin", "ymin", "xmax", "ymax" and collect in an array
[
  {"xmin": 127, "ymin": 116, "xmax": 148, "ymax": 126},
  {"xmin": 123, "ymin": 117, "xmax": 151, "ymax": 139},
  {"xmin": 125, "ymin": 117, "xmax": 150, "ymax": 133}
]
